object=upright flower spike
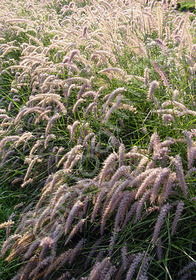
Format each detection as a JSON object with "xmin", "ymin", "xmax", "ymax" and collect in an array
[
  {"xmin": 147, "ymin": 81, "xmax": 159, "ymax": 101},
  {"xmin": 144, "ymin": 67, "xmax": 149, "ymax": 87}
]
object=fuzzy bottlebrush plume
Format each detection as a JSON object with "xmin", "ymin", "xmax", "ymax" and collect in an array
[
  {"xmin": 118, "ymin": 143, "xmax": 125, "ymax": 167},
  {"xmin": 65, "ymin": 83, "xmax": 76, "ymax": 98},
  {"xmin": 107, "ymin": 181, "xmax": 134, "ymax": 210},
  {"xmin": 148, "ymin": 132, "xmax": 161, "ymax": 155},
  {"xmin": 121, "ymin": 245, "xmax": 128, "ymax": 271},
  {"xmin": 0, "ymin": 136, "xmax": 20, "ymax": 153},
  {"xmin": 23, "ymin": 156, "xmax": 42, "ymax": 184},
  {"xmin": 109, "ymin": 165, "xmax": 131, "ymax": 188},
  {"xmin": 1, "ymin": 234, "xmax": 22, "ymax": 257},
  {"xmin": 162, "ymin": 114, "xmax": 174, "ymax": 125},
  {"xmin": 45, "ymin": 113, "xmax": 61, "ymax": 137},
  {"xmin": 158, "ymin": 172, "xmax": 176, "ymax": 204},
  {"xmin": 23, "ymin": 240, "xmax": 41, "ymax": 260},
  {"xmin": 27, "ymin": 93, "xmax": 67, "ymax": 116},
  {"xmin": 44, "ymin": 239, "xmax": 85, "ymax": 278},
  {"xmin": 137, "ymin": 253, "xmax": 152, "ymax": 280},
  {"xmin": 131, "ymin": 156, "xmax": 149, "ymax": 177},
  {"xmin": 161, "ymin": 100, "xmax": 188, "ymax": 113},
  {"xmin": 69, "ymin": 238, "xmax": 85, "ymax": 265},
  {"xmin": 104, "ymin": 265, "xmax": 117, "ymax": 280},
  {"xmin": 29, "ymin": 256, "xmax": 53, "ymax": 279},
  {"xmin": 98, "ymin": 152, "xmax": 118, "ymax": 186},
  {"xmin": 68, "ymin": 49, "xmax": 79, "ymax": 63},
  {"xmin": 100, "ymin": 191, "xmax": 124, "ymax": 235},
  {"xmin": 134, "ymin": 189, "xmax": 152, "ymax": 224},
  {"xmin": 33, "ymin": 206, "xmax": 52, "ymax": 235},
  {"xmin": 56, "ymin": 145, "xmax": 83, "ymax": 168},
  {"xmin": 144, "ymin": 67, "xmax": 149, "ymax": 87},
  {"xmin": 0, "ymin": 221, "xmax": 14, "ymax": 232},
  {"xmin": 135, "ymin": 167, "xmax": 161, "ymax": 199},
  {"xmin": 83, "ymin": 132, "xmax": 95, "ymax": 150},
  {"xmin": 65, "ymin": 77, "xmax": 91, "ymax": 85},
  {"xmin": 82, "ymin": 91, "xmax": 97, "ymax": 99},
  {"xmin": 184, "ymin": 130, "xmax": 196, "ymax": 169},
  {"xmin": 103, "ymin": 94, "xmax": 123, "ymax": 123},
  {"xmin": 171, "ymin": 201, "xmax": 184, "ymax": 236},
  {"xmin": 129, "ymin": 168, "xmax": 156, "ymax": 188},
  {"xmin": 114, "ymin": 191, "xmax": 136, "ymax": 230},
  {"xmin": 35, "ymin": 174, "xmax": 62, "ymax": 213},
  {"xmin": 72, "ymin": 98, "xmax": 85, "ymax": 113},
  {"xmin": 98, "ymin": 67, "xmax": 127, "ymax": 76},
  {"xmin": 156, "ymin": 238, "xmax": 163, "ymax": 261},
  {"xmin": 170, "ymin": 155, "xmax": 187, "ymax": 197},
  {"xmin": 34, "ymin": 109, "xmax": 51, "ymax": 125},
  {"xmin": 85, "ymin": 101, "xmax": 97, "ymax": 117},
  {"xmin": 150, "ymin": 167, "xmax": 170, "ymax": 203},
  {"xmin": 67, "ymin": 120, "xmax": 80, "ymax": 140},
  {"xmin": 91, "ymin": 188, "xmax": 108, "ymax": 223},
  {"xmin": 178, "ymin": 261, "xmax": 196, "ymax": 277},
  {"xmin": 55, "ymin": 147, "xmax": 65, "ymax": 165},
  {"xmin": 186, "ymin": 169, "xmax": 196, "ymax": 180},
  {"xmin": 125, "ymin": 252, "xmax": 145, "ymax": 280},
  {"xmin": 184, "ymin": 130, "xmax": 193, "ymax": 148},
  {"xmin": 102, "ymin": 88, "xmax": 126, "ymax": 114},
  {"xmin": 64, "ymin": 200, "xmax": 84, "ymax": 235},
  {"xmin": 152, "ymin": 203, "xmax": 172, "ymax": 245},
  {"xmin": 51, "ymin": 223, "xmax": 63, "ymax": 248},
  {"xmin": 43, "ymin": 250, "xmax": 71, "ymax": 278},
  {"xmin": 15, "ymin": 132, "xmax": 35, "ymax": 149},
  {"xmin": 63, "ymin": 145, "xmax": 83, "ymax": 171},
  {"xmin": 147, "ymin": 81, "xmax": 159, "ymax": 101},
  {"xmin": 122, "ymin": 201, "xmax": 139, "ymax": 229},
  {"xmin": 151, "ymin": 61, "xmax": 170, "ymax": 87},
  {"xmin": 173, "ymin": 89, "xmax": 179, "ymax": 101},
  {"xmin": 65, "ymin": 218, "xmax": 87, "ymax": 246},
  {"xmin": 108, "ymin": 229, "xmax": 119, "ymax": 256},
  {"xmin": 50, "ymin": 192, "xmax": 71, "ymax": 220},
  {"xmin": 14, "ymin": 106, "xmax": 45, "ymax": 125},
  {"xmin": 44, "ymin": 134, "xmax": 56, "ymax": 149},
  {"xmin": 28, "ymin": 139, "xmax": 43, "ymax": 159},
  {"xmin": 0, "ymin": 149, "xmax": 15, "ymax": 168},
  {"xmin": 5, "ymin": 232, "xmax": 34, "ymax": 262},
  {"xmin": 0, "ymin": 114, "xmax": 12, "ymax": 123},
  {"xmin": 88, "ymin": 257, "xmax": 111, "ymax": 280}
]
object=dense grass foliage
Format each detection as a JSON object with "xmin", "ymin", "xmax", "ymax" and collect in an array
[
  {"xmin": 178, "ymin": 0, "xmax": 196, "ymax": 12},
  {"xmin": 0, "ymin": 0, "xmax": 195, "ymax": 279}
]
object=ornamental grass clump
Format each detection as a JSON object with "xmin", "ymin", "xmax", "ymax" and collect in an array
[
  {"xmin": 0, "ymin": 0, "xmax": 195, "ymax": 279},
  {"xmin": 1, "ymin": 134, "xmax": 195, "ymax": 279}
]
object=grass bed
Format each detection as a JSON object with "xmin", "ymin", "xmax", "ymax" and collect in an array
[{"xmin": 0, "ymin": 0, "xmax": 195, "ymax": 279}]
